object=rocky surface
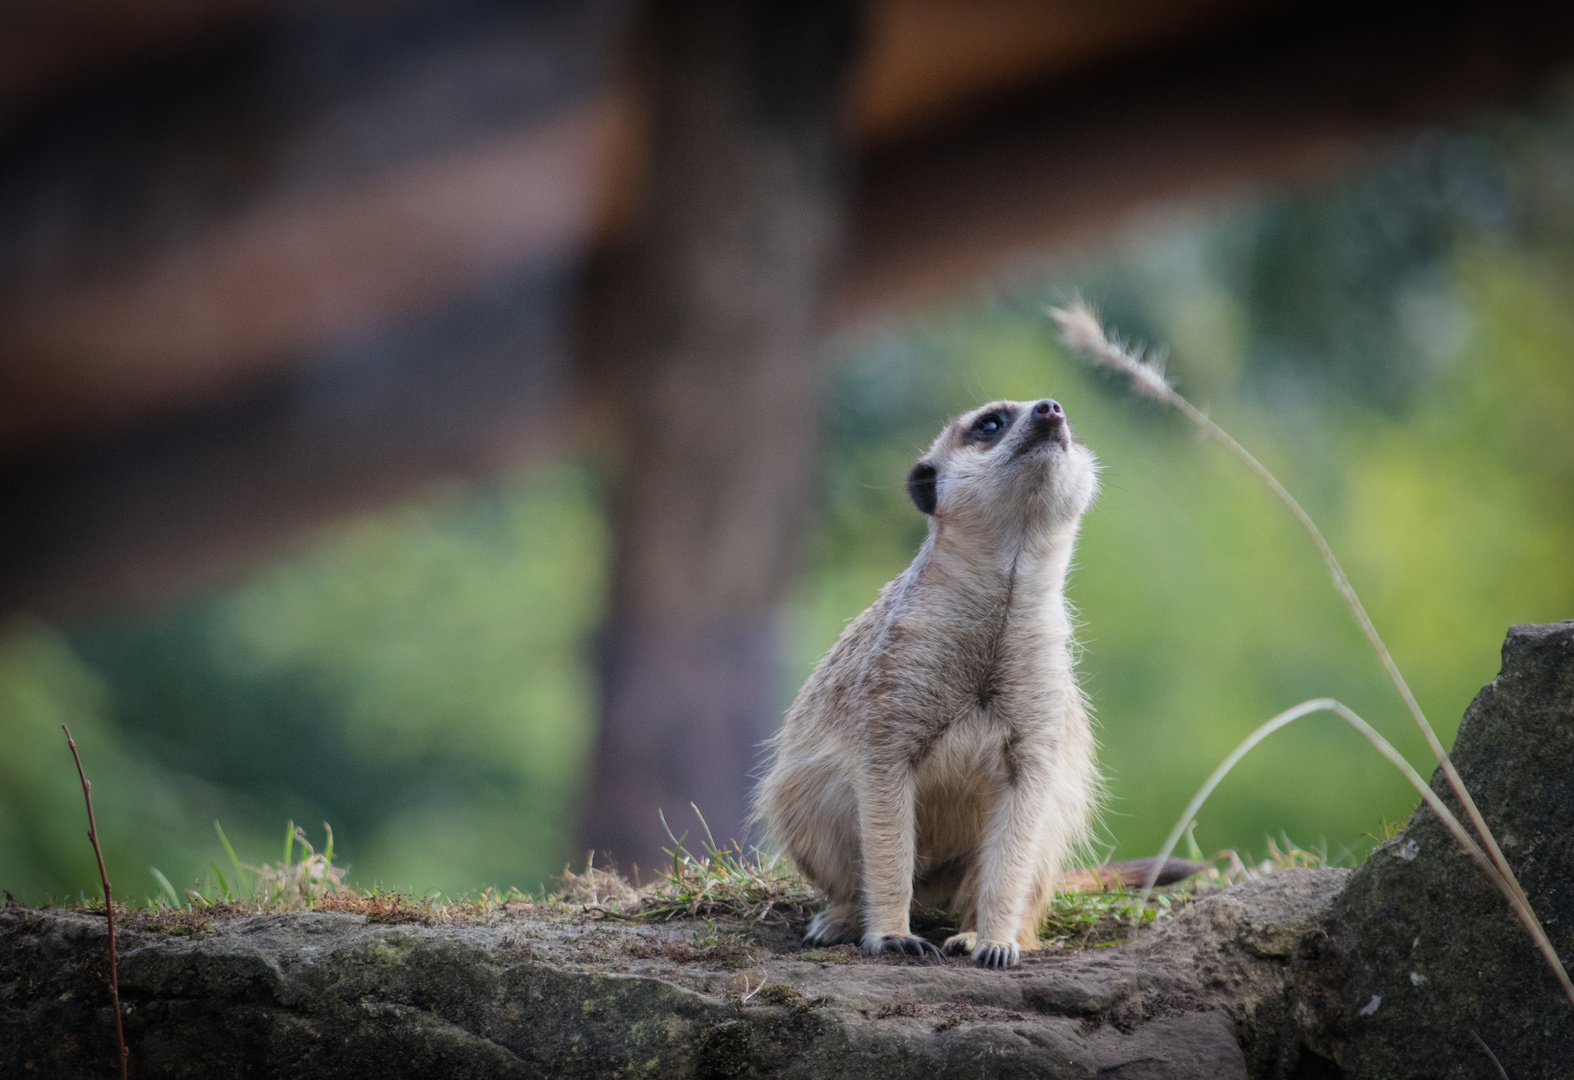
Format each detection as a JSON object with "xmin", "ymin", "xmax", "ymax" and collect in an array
[
  {"xmin": 3, "ymin": 620, "xmax": 1572, "ymax": 1078},
  {"xmin": 1, "ymin": 870, "xmax": 1344, "ymax": 1080}
]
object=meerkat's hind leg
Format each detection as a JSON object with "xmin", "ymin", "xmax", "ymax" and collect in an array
[
  {"xmin": 941, "ymin": 856, "xmax": 982, "ymax": 956},
  {"xmin": 939, "ymin": 901, "xmax": 978, "ymax": 957},
  {"xmin": 942, "ymin": 931, "xmax": 976, "ymax": 956},
  {"xmin": 804, "ymin": 903, "xmax": 860, "ymax": 946}
]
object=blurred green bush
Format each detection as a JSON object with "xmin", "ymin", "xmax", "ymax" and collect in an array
[{"xmin": 1, "ymin": 466, "xmax": 605, "ymax": 901}]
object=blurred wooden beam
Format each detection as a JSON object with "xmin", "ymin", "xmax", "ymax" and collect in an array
[
  {"xmin": 841, "ymin": 0, "xmax": 1574, "ymax": 319},
  {"xmin": 0, "ymin": 268, "xmax": 575, "ymax": 616},
  {"xmin": 0, "ymin": 0, "xmax": 631, "ymax": 459},
  {"xmin": 0, "ymin": 0, "xmax": 270, "ymax": 132},
  {"xmin": 0, "ymin": 105, "xmax": 623, "ymax": 456},
  {"xmin": 852, "ymin": 0, "xmax": 1298, "ymax": 146}
]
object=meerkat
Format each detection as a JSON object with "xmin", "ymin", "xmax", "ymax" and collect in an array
[{"xmin": 756, "ymin": 397, "xmax": 1101, "ymax": 969}]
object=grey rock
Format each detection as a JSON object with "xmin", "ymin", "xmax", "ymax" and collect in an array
[{"xmin": 1322, "ymin": 619, "xmax": 1574, "ymax": 1079}]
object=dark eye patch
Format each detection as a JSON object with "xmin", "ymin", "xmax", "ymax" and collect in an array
[
  {"xmin": 964, "ymin": 408, "xmax": 1014, "ymax": 446},
  {"xmin": 907, "ymin": 462, "xmax": 938, "ymax": 514}
]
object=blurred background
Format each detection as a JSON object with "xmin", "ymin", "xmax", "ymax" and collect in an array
[{"xmin": 3, "ymin": 0, "xmax": 1573, "ymax": 903}]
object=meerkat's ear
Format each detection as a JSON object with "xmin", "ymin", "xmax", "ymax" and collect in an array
[{"xmin": 907, "ymin": 462, "xmax": 938, "ymax": 515}]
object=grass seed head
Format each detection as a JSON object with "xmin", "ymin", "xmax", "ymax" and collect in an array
[{"xmin": 1047, "ymin": 300, "xmax": 1174, "ymax": 403}]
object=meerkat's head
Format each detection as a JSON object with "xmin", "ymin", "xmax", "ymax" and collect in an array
[{"xmin": 906, "ymin": 398, "xmax": 1098, "ymax": 537}]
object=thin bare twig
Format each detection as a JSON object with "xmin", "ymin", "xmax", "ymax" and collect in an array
[
  {"xmin": 63, "ymin": 725, "xmax": 129, "ymax": 1080},
  {"xmin": 1051, "ymin": 301, "xmax": 1572, "ymax": 1009}
]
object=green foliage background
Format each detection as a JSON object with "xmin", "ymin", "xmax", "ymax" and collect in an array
[{"xmin": 4, "ymin": 106, "xmax": 1574, "ymax": 902}]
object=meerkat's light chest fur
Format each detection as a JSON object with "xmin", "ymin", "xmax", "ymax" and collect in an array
[{"xmin": 757, "ymin": 398, "xmax": 1100, "ymax": 968}]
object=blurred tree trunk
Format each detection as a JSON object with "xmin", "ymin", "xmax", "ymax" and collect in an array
[{"xmin": 579, "ymin": 0, "xmax": 860, "ymax": 874}]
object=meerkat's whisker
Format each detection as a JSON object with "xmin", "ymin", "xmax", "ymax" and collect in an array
[{"xmin": 1054, "ymin": 301, "xmax": 1571, "ymax": 1010}]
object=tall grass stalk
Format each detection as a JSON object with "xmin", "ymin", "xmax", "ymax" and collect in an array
[
  {"xmin": 1050, "ymin": 301, "xmax": 1572, "ymax": 1008},
  {"xmin": 1131, "ymin": 698, "xmax": 1574, "ymax": 1007}
]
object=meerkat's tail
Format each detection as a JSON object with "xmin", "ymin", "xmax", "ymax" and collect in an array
[{"xmin": 1058, "ymin": 856, "xmax": 1207, "ymax": 893}]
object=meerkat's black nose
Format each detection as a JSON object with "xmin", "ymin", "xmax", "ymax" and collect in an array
[{"xmin": 1033, "ymin": 399, "xmax": 1064, "ymax": 421}]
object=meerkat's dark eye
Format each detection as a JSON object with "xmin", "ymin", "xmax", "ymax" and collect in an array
[{"xmin": 964, "ymin": 410, "xmax": 1012, "ymax": 445}]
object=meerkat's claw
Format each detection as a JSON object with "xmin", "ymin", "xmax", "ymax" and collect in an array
[
  {"xmin": 870, "ymin": 934, "xmax": 944, "ymax": 961},
  {"xmin": 941, "ymin": 932, "xmax": 976, "ymax": 956},
  {"xmin": 972, "ymin": 939, "xmax": 1020, "ymax": 969}
]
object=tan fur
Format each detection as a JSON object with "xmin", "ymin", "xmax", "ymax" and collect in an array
[{"xmin": 755, "ymin": 398, "xmax": 1101, "ymax": 969}]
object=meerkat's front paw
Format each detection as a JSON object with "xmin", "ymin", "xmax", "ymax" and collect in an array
[
  {"xmin": 971, "ymin": 938, "xmax": 1020, "ymax": 969},
  {"xmin": 942, "ymin": 932, "xmax": 976, "ymax": 956},
  {"xmin": 804, "ymin": 908, "xmax": 858, "ymax": 946},
  {"xmin": 864, "ymin": 933, "xmax": 943, "ymax": 961}
]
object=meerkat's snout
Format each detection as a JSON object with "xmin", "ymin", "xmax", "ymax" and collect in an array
[{"xmin": 1016, "ymin": 398, "xmax": 1070, "ymax": 453}]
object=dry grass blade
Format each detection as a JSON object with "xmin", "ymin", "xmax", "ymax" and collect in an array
[
  {"xmin": 1469, "ymin": 1027, "xmax": 1511, "ymax": 1080},
  {"xmin": 1132, "ymin": 699, "xmax": 1574, "ymax": 1009},
  {"xmin": 62, "ymin": 726, "xmax": 128, "ymax": 1080},
  {"xmin": 553, "ymin": 850, "xmax": 643, "ymax": 911},
  {"xmin": 1050, "ymin": 300, "xmax": 1572, "ymax": 1008}
]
